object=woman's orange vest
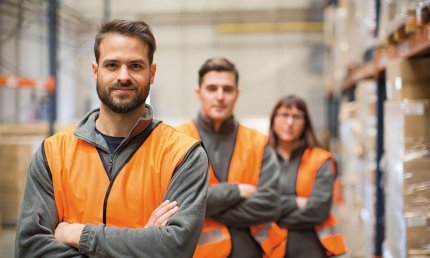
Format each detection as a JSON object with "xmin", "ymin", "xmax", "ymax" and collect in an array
[
  {"xmin": 177, "ymin": 121, "xmax": 286, "ymax": 258},
  {"xmin": 293, "ymin": 147, "xmax": 347, "ymax": 257},
  {"xmin": 44, "ymin": 124, "xmax": 197, "ymax": 228}
]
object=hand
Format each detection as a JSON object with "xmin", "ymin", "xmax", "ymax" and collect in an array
[
  {"xmin": 296, "ymin": 196, "xmax": 308, "ymax": 209},
  {"xmin": 145, "ymin": 200, "xmax": 179, "ymax": 228},
  {"xmin": 54, "ymin": 222, "xmax": 85, "ymax": 248},
  {"xmin": 238, "ymin": 184, "xmax": 257, "ymax": 199}
]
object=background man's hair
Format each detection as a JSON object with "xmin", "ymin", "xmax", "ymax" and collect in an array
[{"xmin": 198, "ymin": 57, "xmax": 239, "ymax": 86}]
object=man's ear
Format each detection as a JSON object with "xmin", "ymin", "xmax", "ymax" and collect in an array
[
  {"xmin": 194, "ymin": 86, "xmax": 201, "ymax": 100},
  {"xmin": 149, "ymin": 63, "xmax": 157, "ymax": 84},
  {"xmin": 91, "ymin": 62, "xmax": 98, "ymax": 81}
]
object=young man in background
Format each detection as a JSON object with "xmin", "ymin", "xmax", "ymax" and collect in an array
[{"xmin": 177, "ymin": 57, "xmax": 285, "ymax": 258}]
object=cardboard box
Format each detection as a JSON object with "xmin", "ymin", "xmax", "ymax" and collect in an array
[
  {"xmin": 385, "ymin": 101, "xmax": 430, "ymax": 155},
  {"xmin": 0, "ymin": 136, "xmax": 43, "ymax": 225},
  {"xmin": 403, "ymin": 157, "xmax": 430, "ymax": 216},
  {"xmin": 0, "ymin": 122, "xmax": 73, "ymax": 137},
  {"xmin": 404, "ymin": 157, "xmax": 430, "ymax": 185},
  {"xmin": 386, "ymin": 58, "xmax": 430, "ymax": 101},
  {"xmin": 406, "ymin": 215, "xmax": 430, "ymax": 255},
  {"xmin": 404, "ymin": 102, "xmax": 430, "ymax": 153}
]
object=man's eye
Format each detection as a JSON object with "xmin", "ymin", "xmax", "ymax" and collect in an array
[
  {"xmin": 106, "ymin": 63, "xmax": 118, "ymax": 69},
  {"xmin": 130, "ymin": 64, "xmax": 142, "ymax": 70}
]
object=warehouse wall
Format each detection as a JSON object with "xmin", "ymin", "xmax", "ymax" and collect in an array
[{"xmin": 1, "ymin": 0, "xmax": 326, "ymax": 134}]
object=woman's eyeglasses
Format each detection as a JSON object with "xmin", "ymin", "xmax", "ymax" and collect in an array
[{"xmin": 275, "ymin": 112, "xmax": 304, "ymax": 122}]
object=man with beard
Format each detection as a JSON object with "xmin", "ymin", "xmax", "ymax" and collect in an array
[{"xmin": 15, "ymin": 19, "xmax": 209, "ymax": 258}]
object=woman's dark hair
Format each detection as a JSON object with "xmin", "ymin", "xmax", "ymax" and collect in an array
[
  {"xmin": 268, "ymin": 95, "xmax": 320, "ymax": 156},
  {"xmin": 94, "ymin": 19, "xmax": 156, "ymax": 64}
]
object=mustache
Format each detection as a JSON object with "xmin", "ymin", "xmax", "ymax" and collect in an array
[{"xmin": 109, "ymin": 81, "xmax": 137, "ymax": 90}]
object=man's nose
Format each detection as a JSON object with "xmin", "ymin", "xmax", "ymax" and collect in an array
[
  {"xmin": 117, "ymin": 66, "xmax": 131, "ymax": 84},
  {"xmin": 216, "ymin": 88, "xmax": 224, "ymax": 100}
]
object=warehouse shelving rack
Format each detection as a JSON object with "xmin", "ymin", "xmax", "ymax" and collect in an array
[{"xmin": 328, "ymin": 5, "xmax": 430, "ymax": 257}]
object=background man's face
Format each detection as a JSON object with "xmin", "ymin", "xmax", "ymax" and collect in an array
[{"xmin": 195, "ymin": 71, "xmax": 239, "ymax": 123}]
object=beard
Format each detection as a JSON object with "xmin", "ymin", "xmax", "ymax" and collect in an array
[{"xmin": 96, "ymin": 80, "xmax": 149, "ymax": 114}]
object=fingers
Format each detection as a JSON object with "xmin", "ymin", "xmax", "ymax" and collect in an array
[
  {"xmin": 145, "ymin": 200, "xmax": 171, "ymax": 227},
  {"xmin": 145, "ymin": 200, "xmax": 179, "ymax": 228},
  {"xmin": 54, "ymin": 222, "xmax": 85, "ymax": 248},
  {"xmin": 158, "ymin": 205, "xmax": 179, "ymax": 226}
]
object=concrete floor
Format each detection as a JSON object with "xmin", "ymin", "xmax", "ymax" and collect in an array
[{"xmin": 0, "ymin": 226, "xmax": 15, "ymax": 258}]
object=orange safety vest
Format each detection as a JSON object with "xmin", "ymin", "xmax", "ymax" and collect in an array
[
  {"xmin": 177, "ymin": 121, "xmax": 286, "ymax": 258},
  {"xmin": 44, "ymin": 124, "xmax": 197, "ymax": 227},
  {"xmin": 294, "ymin": 147, "xmax": 347, "ymax": 257}
]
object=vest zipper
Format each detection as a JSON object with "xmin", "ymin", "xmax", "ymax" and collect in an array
[
  {"xmin": 102, "ymin": 154, "xmax": 115, "ymax": 224},
  {"xmin": 99, "ymin": 121, "xmax": 161, "ymax": 225}
]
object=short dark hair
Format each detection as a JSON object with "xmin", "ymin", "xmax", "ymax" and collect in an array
[
  {"xmin": 268, "ymin": 94, "xmax": 320, "ymax": 157},
  {"xmin": 198, "ymin": 58, "xmax": 239, "ymax": 86},
  {"xmin": 94, "ymin": 19, "xmax": 156, "ymax": 64}
]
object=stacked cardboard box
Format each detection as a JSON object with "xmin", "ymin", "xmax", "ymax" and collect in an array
[
  {"xmin": 384, "ymin": 100, "xmax": 430, "ymax": 258},
  {"xmin": 386, "ymin": 58, "xmax": 430, "ymax": 101},
  {"xmin": 378, "ymin": 0, "xmax": 409, "ymax": 43},
  {"xmin": 0, "ymin": 136, "xmax": 44, "ymax": 225},
  {"xmin": 403, "ymin": 145, "xmax": 430, "ymax": 256},
  {"xmin": 0, "ymin": 122, "xmax": 72, "ymax": 137},
  {"xmin": 0, "ymin": 122, "xmax": 73, "ymax": 226},
  {"xmin": 338, "ymin": 100, "xmax": 367, "ymax": 257},
  {"xmin": 384, "ymin": 58, "xmax": 430, "ymax": 258},
  {"xmin": 355, "ymin": 79, "xmax": 378, "ymax": 257},
  {"xmin": 338, "ymin": 79, "xmax": 378, "ymax": 258},
  {"xmin": 403, "ymin": 157, "xmax": 430, "ymax": 214}
]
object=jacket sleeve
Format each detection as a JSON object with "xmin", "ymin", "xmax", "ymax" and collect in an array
[
  {"xmin": 280, "ymin": 195, "xmax": 298, "ymax": 215},
  {"xmin": 78, "ymin": 143, "xmax": 209, "ymax": 258},
  {"xmin": 205, "ymin": 183, "xmax": 243, "ymax": 216},
  {"xmin": 15, "ymin": 143, "xmax": 85, "ymax": 258},
  {"xmin": 211, "ymin": 145, "xmax": 281, "ymax": 227},
  {"xmin": 278, "ymin": 159, "xmax": 334, "ymax": 229}
]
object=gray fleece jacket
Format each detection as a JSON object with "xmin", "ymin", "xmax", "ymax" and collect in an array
[
  {"xmin": 193, "ymin": 113, "xmax": 281, "ymax": 258},
  {"xmin": 15, "ymin": 105, "xmax": 209, "ymax": 258},
  {"xmin": 277, "ymin": 149, "xmax": 334, "ymax": 258}
]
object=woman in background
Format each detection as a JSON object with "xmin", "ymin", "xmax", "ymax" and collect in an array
[{"xmin": 268, "ymin": 95, "xmax": 347, "ymax": 258}]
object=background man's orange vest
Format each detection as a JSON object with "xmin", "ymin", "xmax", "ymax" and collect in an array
[
  {"xmin": 44, "ymin": 124, "xmax": 197, "ymax": 228},
  {"xmin": 177, "ymin": 121, "xmax": 286, "ymax": 258}
]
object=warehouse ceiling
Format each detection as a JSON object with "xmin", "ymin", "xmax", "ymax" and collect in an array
[{"xmin": 0, "ymin": 0, "xmax": 324, "ymax": 36}]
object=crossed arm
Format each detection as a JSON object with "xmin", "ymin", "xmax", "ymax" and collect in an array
[
  {"xmin": 54, "ymin": 200, "xmax": 179, "ymax": 248},
  {"xmin": 278, "ymin": 160, "xmax": 334, "ymax": 230},
  {"xmin": 205, "ymin": 145, "xmax": 281, "ymax": 227}
]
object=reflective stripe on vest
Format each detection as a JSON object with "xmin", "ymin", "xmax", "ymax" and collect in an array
[
  {"xmin": 317, "ymin": 224, "xmax": 340, "ymax": 239},
  {"xmin": 295, "ymin": 147, "xmax": 347, "ymax": 256},
  {"xmin": 198, "ymin": 228, "xmax": 224, "ymax": 245},
  {"xmin": 44, "ymin": 123, "xmax": 197, "ymax": 227},
  {"xmin": 177, "ymin": 121, "xmax": 286, "ymax": 258},
  {"xmin": 254, "ymin": 223, "xmax": 271, "ymax": 243}
]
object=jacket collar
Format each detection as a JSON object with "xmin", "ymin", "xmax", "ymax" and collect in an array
[
  {"xmin": 196, "ymin": 111, "xmax": 237, "ymax": 135},
  {"xmin": 74, "ymin": 104, "xmax": 154, "ymax": 148}
]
